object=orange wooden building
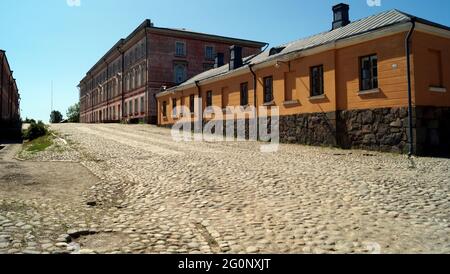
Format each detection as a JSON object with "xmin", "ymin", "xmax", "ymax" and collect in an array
[{"xmin": 156, "ymin": 4, "xmax": 450, "ymax": 156}]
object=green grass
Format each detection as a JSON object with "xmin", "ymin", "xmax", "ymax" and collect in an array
[{"xmin": 23, "ymin": 134, "xmax": 54, "ymax": 153}]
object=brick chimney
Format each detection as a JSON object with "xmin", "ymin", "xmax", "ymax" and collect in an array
[
  {"xmin": 332, "ymin": 3, "xmax": 350, "ymax": 30},
  {"xmin": 214, "ymin": 53, "xmax": 224, "ymax": 68},
  {"xmin": 229, "ymin": 45, "xmax": 243, "ymax": 70}
]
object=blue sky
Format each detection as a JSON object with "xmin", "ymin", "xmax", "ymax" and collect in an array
[{"xmin": 1, "ymin": 0, "xmax": 449, "ymax": 122}]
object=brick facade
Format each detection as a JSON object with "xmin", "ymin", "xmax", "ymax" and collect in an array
[
  {"xmin": 79, "ymin": 20, "xmax": 265, "ymax": 124},
  {"xmin": 0, "ymin": 50, "xmax": 21, "ymax": 138}
]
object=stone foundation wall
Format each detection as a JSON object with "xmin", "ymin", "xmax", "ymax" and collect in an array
[
  {"xmin": 158, "ymin": 106, "xmax": 450, "ymax": 157},
  {"xmin": 279, "ymin": 112, "xmax": 337, "ymax": 146},
  {"xmin": 415, "ymin": 107, "xmax": 450, "ymax": 157},
  {"xmin": 337, "ymin": 107, "xmax": 410, "ymax": 154}
]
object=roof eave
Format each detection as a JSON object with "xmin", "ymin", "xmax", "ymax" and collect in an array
[{"xmin": 158, "ymin": 21, "xmax": 414, "ymax": 98}]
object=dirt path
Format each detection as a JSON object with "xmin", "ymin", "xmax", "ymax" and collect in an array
[{"xmin": 0, "ymin": 141, "xmax": 102, "ymax": 254}]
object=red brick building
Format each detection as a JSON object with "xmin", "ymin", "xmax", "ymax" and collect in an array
[
  {"xmin": 78, "ymin": 20, "xmax": 265, "ymax": 124},
  {"xmin": 0, "ymin": 50, "xmax": 20, "ymax": 137}
]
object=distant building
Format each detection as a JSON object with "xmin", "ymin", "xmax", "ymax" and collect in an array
[
  {"xmin": 0, "ymin": 50, "xmax": 20, "ymax": 137},
  {"xmin": 78, "ymin": 20, "xmax": 266, "ymax": 124},
  {"xmin": 156, "ymin": 4, "xmax": 450, "ymax": 156}
]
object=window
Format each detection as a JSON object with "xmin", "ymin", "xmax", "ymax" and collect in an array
[
  {"xmin": 174, "ymin": 64, "xmax": 187, "ymax": 84},
  {"xmin": 162, "ymin": 101, "xmax": 167, "ymax": 117},
  {"xmin": 360, "ymin": 54, "xmax": 378, "ymax": 91},
  {"xmin": 131, "ymin": 72, "xmax": 136, "ymax": 90},
  {"xmin": 141, "ymin": 66, "xmax": 146, "ymax": 84},
  {"xmin": 172, "ymin": 98, "xmax": 177, "ymax": 116},
  {"xmin": 189, "ymin": 94, "xmax": 195, "ymax": 113},
  {"xmin": 206, "ymin": 91, "xmax": 213, "ymax": 107},
  {"xmin": 205, "ymin": 46, "xmax": 214, "ymax": 60},
  {"xmin": 135, "ymin": 98, "xmax": 138, "ymax": 114},
  {"xmin": 429, "ymin": 49, "xmax": 443, "ymax": 88},
  {"xmin": 140, "ymin": 97, "xmax": 144, "ymax": 113},
  {"xmin": 310, "ymin": 65, "xmax": 324, "ymax": 97},
  {"xmin": 263, "ymin": 76, "xmax": 273, "ymax": 103},
  {"xmin": 175, "ymin": 41, "xmax": 186, "ymax": 57},
  {"xmin": 240, "ymin": 82, "xmax": 249, "ymax": 106},
  {"xmin": 137, "ymin": 67, "xmax": 141, "ymax": 87},
  {"xmin": 141, "ymin": 43, "xmax": 146, "ymax": 58}
]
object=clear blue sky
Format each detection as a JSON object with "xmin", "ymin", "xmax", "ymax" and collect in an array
[{"xmin": 1, "ymin": 0, "xmax": 449, "ymax": 122}]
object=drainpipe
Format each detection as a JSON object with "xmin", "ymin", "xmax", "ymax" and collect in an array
[
  {"xmin": 406, "ymin": 18, "xmax": 416, "ymax": 157},
  {"xmin": 195, "ymin": 80, "xmax": 202, "ymax": 130},
  {"xmin": 249, "ymin": 64, "xmax": 259, "ymax": 139}
]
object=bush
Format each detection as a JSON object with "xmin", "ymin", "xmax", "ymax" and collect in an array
[{"xmin": 23, "ymin": 121, "xmax": 48, "ymax": 141}]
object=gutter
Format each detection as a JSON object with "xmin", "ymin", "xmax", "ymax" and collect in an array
[
  {"xmin": 405, "ymin": 18, "xmax": 416, "ymax": 157},
  {"xmin": 158, "ymin": 22, "xmax": 413, "ymax": 97}
]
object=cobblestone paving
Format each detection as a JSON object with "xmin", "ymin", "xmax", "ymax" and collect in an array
[{"xmin": 1, "ymin": 123, "xmax": 449, "ymax": 254}]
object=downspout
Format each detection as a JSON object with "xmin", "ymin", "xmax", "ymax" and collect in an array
[
  {"xmin": 195, "ymin": 80, "xmax": 202, "ymax": 131},
  {"xmin": 249, "ymin": 64, "xmax": 259, "ymax": 139},
  {"xmin": 195, "ymin": 80, "xmax": 201, "ymax": 98},
  {"xmin": 195, "ymin": 80, "xmax": 202, "ymax": 111},
  {"xmin": 406, "ymin": 18, "xmax": 416, "ymax": 157}
]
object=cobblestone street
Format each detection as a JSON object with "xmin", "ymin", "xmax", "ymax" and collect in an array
[{"xmin": 1, "ymin": 123, "xmax": 449, "ymax": 254}]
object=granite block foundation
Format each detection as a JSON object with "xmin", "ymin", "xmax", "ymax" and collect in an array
[{"xmin": 159, "ymin": 106, "xmax": 450, "ymax": 157}]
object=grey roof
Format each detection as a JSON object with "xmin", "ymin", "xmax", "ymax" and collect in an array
[{"xmin": 160, "ymin": 9, "xmax": 448, "ymax": 96}]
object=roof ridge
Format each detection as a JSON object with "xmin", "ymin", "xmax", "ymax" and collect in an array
[
  {"xmin": 278, "ymin": 9, "xmax": 404, "ymax": 49},
  {"xmin": 160, "ymin": 8, "xmax": 450, "ymax": 96}
]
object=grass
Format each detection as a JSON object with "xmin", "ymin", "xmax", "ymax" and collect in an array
[{"xmin": 23, "ymin": 134, "xmax": 54, "ymax": 153}]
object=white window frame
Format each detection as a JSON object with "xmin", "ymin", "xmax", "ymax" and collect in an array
[{"xmin": 175, "ymin": 41, "xmax": 186, "ymax": 57}]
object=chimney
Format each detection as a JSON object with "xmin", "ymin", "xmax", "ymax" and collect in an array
[
  {"xmin": 229, "ymin": 45, "xmax": 243, "ymax": 70},
  {"xmin": 332, "ymin": 3, "xmax": 350, "ymax": 30},
  {"xmin": 214, "ymin": 53, "xmax": 224, "ymax": 68}
]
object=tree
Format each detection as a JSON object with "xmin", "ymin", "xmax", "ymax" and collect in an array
[
  {"xmin": 66, "ymin": 103, "xmax": 80, "ymax": 123},
  {"xmin": 50, "ymin": 110, "xmax": 63, "ymax": 124},
  {"xmin": 23, "ymin": 120, "xmax": 48, "ymax": 140}
]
